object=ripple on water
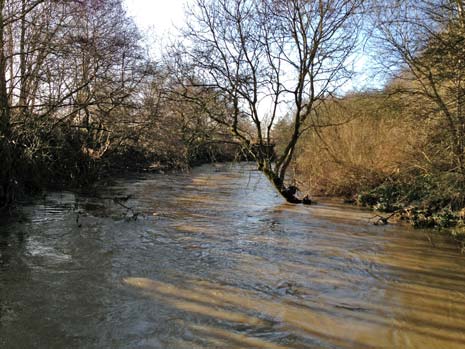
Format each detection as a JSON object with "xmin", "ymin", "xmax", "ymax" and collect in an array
[{"xmin": 1, "ymin": 163, "xmax": 465, "ymax": 348}]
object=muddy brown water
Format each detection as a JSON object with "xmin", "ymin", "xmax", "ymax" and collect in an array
[{"xmin": 1, "ymin": 163, "xmax": 465, "ymax": 348}]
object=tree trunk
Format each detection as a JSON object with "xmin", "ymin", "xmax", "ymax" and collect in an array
[
  {"xmin": 260, "ymin": 148, "xmax": 303, "ymax": 204},
  {"xmin": 0, "ymin": 0, "xmax": 14, "ymax": 208}
]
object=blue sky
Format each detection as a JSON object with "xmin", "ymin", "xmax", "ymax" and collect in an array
[{"xmin": 124, "ymin": 0, "xmax": 381, "ymax": 92}]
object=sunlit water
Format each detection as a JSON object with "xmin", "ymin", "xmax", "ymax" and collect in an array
[{"xmin": 1, "ymin": 163, "xmax": 465, "ymax": 348}]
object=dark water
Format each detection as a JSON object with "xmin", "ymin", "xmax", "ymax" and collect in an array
[{"xmin": 1, "ymin": 163, "xmax": 465, "ymax": 348}]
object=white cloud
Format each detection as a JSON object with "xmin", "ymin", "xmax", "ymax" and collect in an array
[{"xmin": 124, "ymin": 0, "xmax": 187, "ymax": 35}]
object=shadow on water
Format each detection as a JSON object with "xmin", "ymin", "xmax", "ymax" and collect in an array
[{"xmin": 1, "ymin": 163, "xmax": 465, "ymax": 348}]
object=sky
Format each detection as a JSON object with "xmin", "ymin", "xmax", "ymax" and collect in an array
[
  {"xmin": 124, "ymin": 0, "xmax": 378, "ymax": 92},
  {"xmin": 124, "ymin": 0, "xmax": 187, "ymax": 37}
]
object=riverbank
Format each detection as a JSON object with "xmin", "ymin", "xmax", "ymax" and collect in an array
[
  {"xmin": 351, "ymin": 189, "xmax": 465, "ymax": 253},
  {"xmin": 1, "ymin": 141, "xmax": 242, "ymax": 213},
  {"xmin": 300, "ymin": 188, "xmax": 465, "ymax": 253}
]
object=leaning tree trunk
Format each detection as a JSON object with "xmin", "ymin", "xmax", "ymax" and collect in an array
[{"xmin": 254, "ymin": 141, "xmax": 304, "ymax": 204}]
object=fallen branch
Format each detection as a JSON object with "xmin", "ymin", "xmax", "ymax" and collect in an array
[{"xmin": 370, "ymin": 209, "xmax": 403, "ymax": 225}]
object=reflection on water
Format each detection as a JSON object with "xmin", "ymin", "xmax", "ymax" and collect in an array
[{"xmin": 1, "ymin": 163, "xmax": 465, "ymax": 348}]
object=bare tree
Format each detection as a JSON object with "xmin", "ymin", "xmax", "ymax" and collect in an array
[
  {"xmin": 0, "ymin": 0, "xmax": 148, "ymax": 207},
  {"xmin": 0, "ymin": 0, "xmax": 46, "ymax": 207},
  {"xmin": 58, "ymin": 0, "xmax": 148, "ymax": 159},
  {"xmin": 372, "ymin": 0, "xmax": 465, "ymax": 175},
  {"xmin": 178, "ymin": 0, "xmax": 363, "ymax": 202}
]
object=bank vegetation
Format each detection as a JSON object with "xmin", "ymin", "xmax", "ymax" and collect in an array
[{"xmin": 273, "ymin": 0, "xmax": 465, "ymax": 244}]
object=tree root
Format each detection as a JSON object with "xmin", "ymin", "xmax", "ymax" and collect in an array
[
  {"xmin": 370, "ymin": 210, "xmax": 402, "ymax": 225},
  {"xmin": 281, "ymin": 185, "xmax": 314, "ymax": 205}
]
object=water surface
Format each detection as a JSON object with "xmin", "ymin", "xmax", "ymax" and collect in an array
[{"xmin": 1, "ymin": 163, "xmax": 465, "ymax": 348}]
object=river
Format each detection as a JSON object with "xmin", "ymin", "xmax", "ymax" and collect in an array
[{"xmin": 1, "ymin": 163, "xmax": 465, "ymax": 348}]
